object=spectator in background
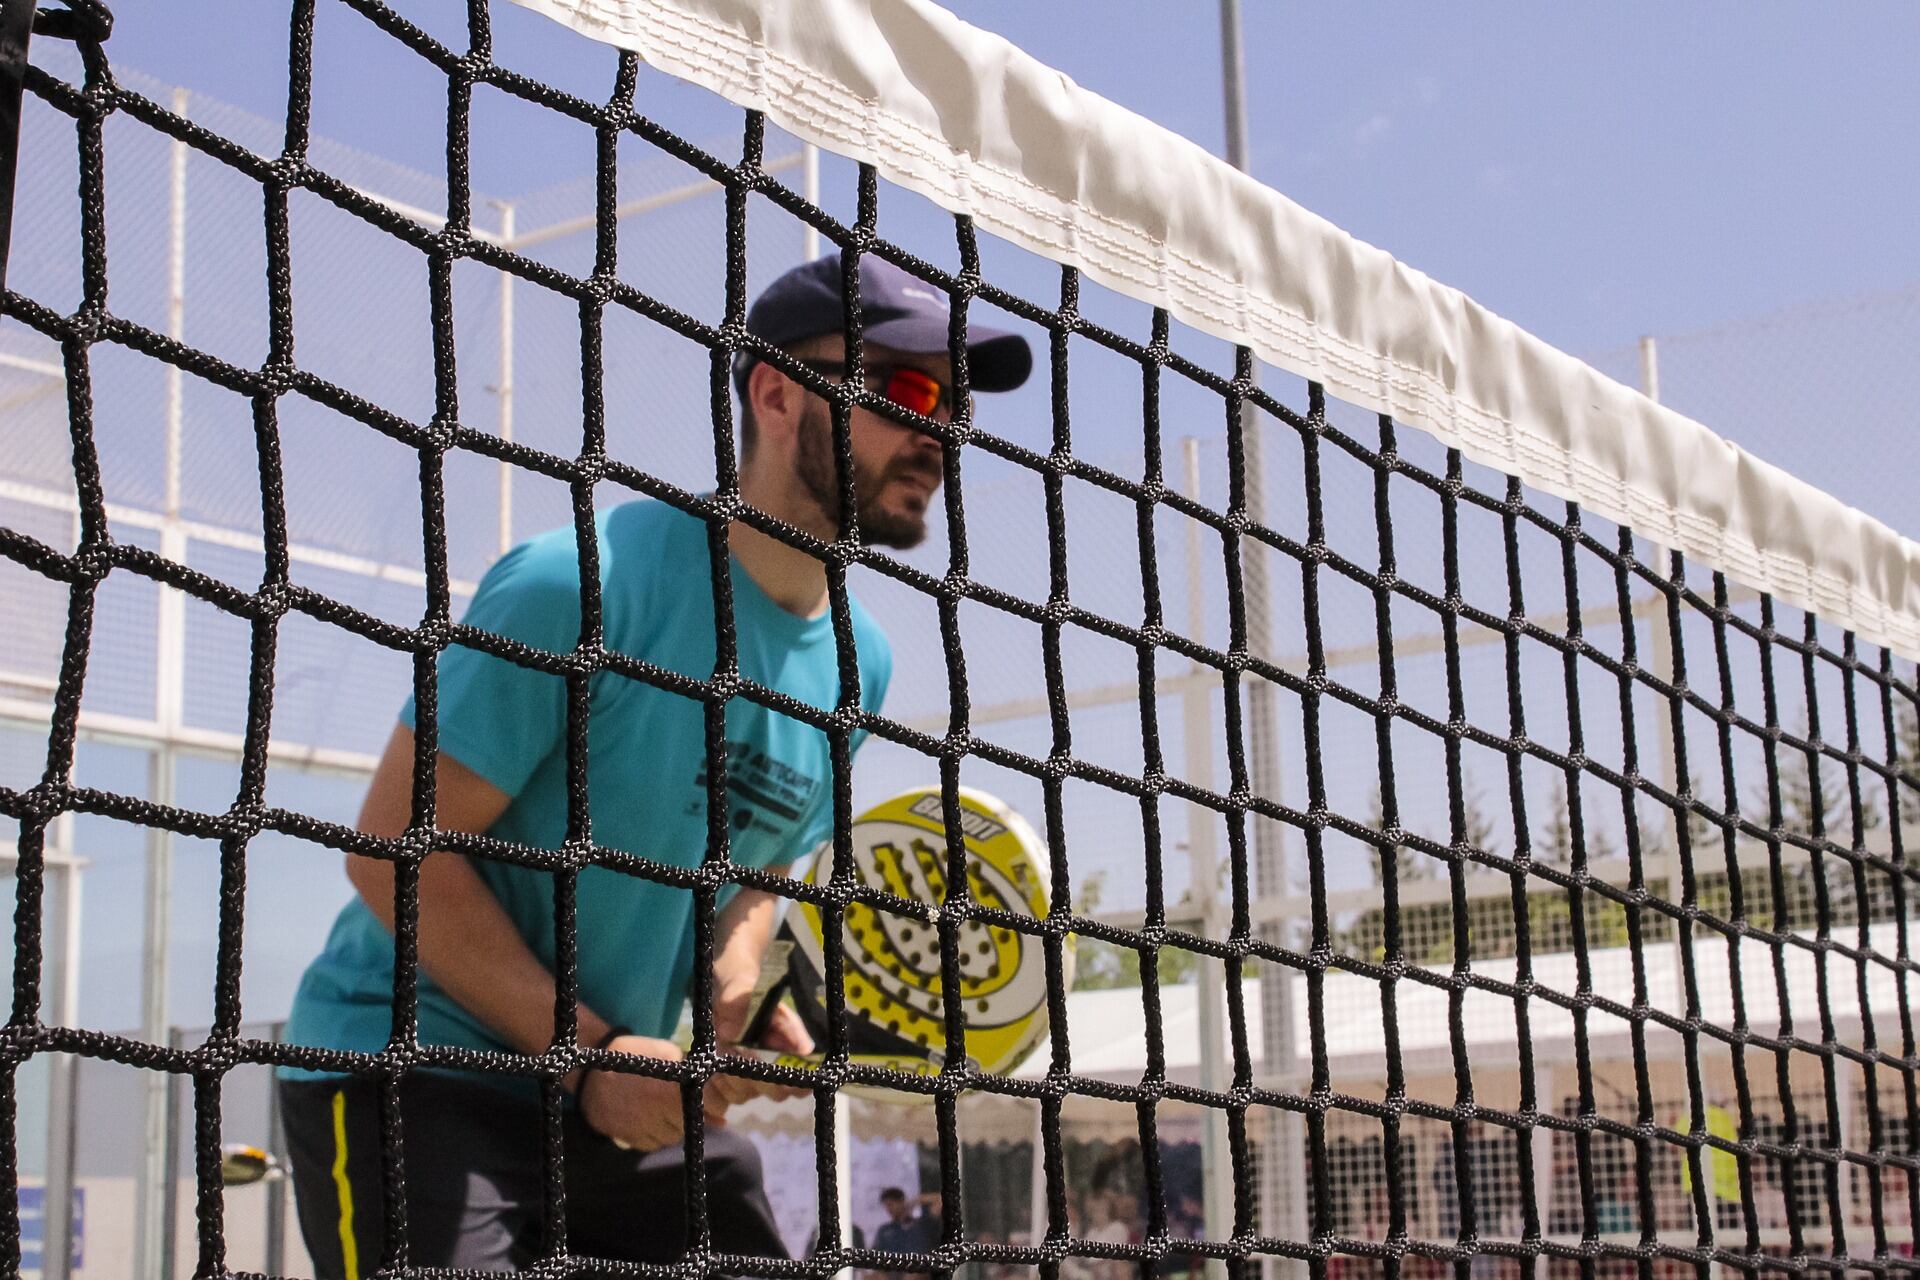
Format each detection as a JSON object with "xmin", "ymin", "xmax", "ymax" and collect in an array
[
  {"xmin": 1074, "ymin": 1186, "xmax": 1137, "ymax": 1280},
  {"xmin": 808, "ymin": 1220, "xmax": 865, "ymax": 1260},
  {"xmin": 1165, "ymin": 1192, "xmax": 1207, "ymax": 1280},
  {"xmin": 873, "ymin": 1187, "xmax": 944, "ymax": 1280},
  {"xmin": 975, "ymin": 1229, "xmax": 1025, "ymax": 1280}
]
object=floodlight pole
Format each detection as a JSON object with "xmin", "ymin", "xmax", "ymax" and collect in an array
[
  {"xmin": 1182, "ymin": 440, "xmax": 1235, "ymax": 1279},
  {"xmin": 1639, "ymin": 336, "xmax": 1676, "ymax": 829},
  {"xmin": 803, "ymin": 143, "xmax": 821, "ymax": 259},
  {"xmin": 1220, "ymin": 0, "xmax": 1253, "ymax": 184},
  {"xmin": 496, "ymin": 201, "xmax": 517, "ymax": 555},
  {"xmin": 1220, "ymin": 6, "xmax": 1305, "ymax": 1277},
  {"xmin": 1638, "ymin": 336, "xmax": 1691, "ymax": 1069},
  {"xmin": 134, "ymin": 85, "xmax": 191, "ymax": 1280},
  {"xmin": 30, "ymin": 821, "xmax": 82, "ymax": 1280}
]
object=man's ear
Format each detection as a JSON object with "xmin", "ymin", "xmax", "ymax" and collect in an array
[{"xmin": 746, "ymin": 358, "xmax": 800, "ymax": 448}]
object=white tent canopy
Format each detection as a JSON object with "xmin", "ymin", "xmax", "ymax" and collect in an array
[{"xmin": 735, "ymin": 920, "xmax": 1914, "ymax": 1144}]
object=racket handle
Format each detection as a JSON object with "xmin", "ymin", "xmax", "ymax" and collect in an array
[{"xmin": 739, "ymin": 972, "xmax": 792, "ymax": 1047}]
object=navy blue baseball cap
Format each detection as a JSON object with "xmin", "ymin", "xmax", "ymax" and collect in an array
[{"xmin": 735, "ymin": 254, "xmax": 1032, "ymax": 395}]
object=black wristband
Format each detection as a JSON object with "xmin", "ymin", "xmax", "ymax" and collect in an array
[{"xmin": 575, "ymin": 1024, "xmax": 633, "ymax": 1103}]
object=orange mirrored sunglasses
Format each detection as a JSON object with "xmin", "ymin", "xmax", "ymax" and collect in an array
[{"xmin": 797, "ymin": 359, "xmax": 952, "ymax": 419}]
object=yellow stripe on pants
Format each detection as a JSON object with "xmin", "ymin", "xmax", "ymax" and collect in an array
[{"xmin": 330, "ymin": 1088, "xmax": 361, "ymax": 1280}]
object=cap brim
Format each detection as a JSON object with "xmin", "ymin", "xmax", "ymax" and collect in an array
[{"xmin": 863, "ymin": 315, "xmax": 1033, "ymax": 393}]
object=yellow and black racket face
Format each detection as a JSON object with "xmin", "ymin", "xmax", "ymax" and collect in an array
[{"xmin": 788, "ymin": 786, "xmax": 1060, "ymax": 1079}]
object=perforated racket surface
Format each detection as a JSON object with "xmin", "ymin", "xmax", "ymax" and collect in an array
[{"xmin": 752, "ymin": 786, "xmax": 1060, "ymax": 1099}]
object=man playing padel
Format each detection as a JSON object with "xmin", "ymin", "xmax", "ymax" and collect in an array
[{"xmin": 276, "ymin": 253, "xmax": 1031, "ymax": 1274}]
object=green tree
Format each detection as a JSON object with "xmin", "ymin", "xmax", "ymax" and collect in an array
[
  {"xmin": 1536, "ymin": 777, "xmax": 1619, "ymax": 863},
  {"xmin": 1365, "ymin": 784, "xmax": 1430, "ymax": 889},
  {"xmin": 1768, "ymin": 730, "xmax": 1845, "ymax": 843},
  {"xmin": 1680, "ymin": 772, "xmax": 1721, "ymax": 858},
  {"xmin": 1754, "ymin": 725, "xmax": 1890, "ymax": 929},
  {"xmin": 1585, "ymin": 811, "xmax": 1618, "ymax": 862},
  {"xmin": 1335, "ymin": 786, "xmax": 1445, "ymax": 965},
  {"xmin": 1458, "ymin": 782, "xmax": 1499, "ymax": 858},
  {"xmin": 1071, "ymin": 870, "xmax": 1198, "ymax": 991},
  {"xmin": 1896, "ymin": 699, "xmax": 1920, "ymax": 827},
  {"xmin": 1536, "ymin": 779, "xmax": 1574, "ymax": 867}
]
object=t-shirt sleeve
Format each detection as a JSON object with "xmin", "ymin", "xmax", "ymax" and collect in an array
[
  {"xmin": 399, "ymin": 539, "xmax": 585, "ymax": 797},
  {"xmin": 786, "ymin": 623, "xmax": 892, "ymax": 868},
  {"xmin": 852, "ymin": 624, "xmax": 892, "ymax": 755}
]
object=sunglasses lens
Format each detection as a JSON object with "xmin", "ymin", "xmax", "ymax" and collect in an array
[{"xmin": 884, "ymin": 368, "xmax": 944, "ymax": 417}]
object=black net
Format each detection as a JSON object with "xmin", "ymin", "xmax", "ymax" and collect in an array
[{"xmin": 4, "ymin": 4, "xmax": 1920, "ymax": 1280}]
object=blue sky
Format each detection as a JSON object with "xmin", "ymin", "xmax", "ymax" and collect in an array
[
  {"xmin": 11, "ymin": 2, "xmax": 1920, "ymax": 1041},
  {"xmin": 89, "ymin": 1, "xmax": 1920, "ymax": 534},
  {"xmin": 111, "ymin": 2, "xmax": 1920, "ymax": 358}
]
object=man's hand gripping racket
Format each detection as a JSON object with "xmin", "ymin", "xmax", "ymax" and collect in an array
[
  {"xmin": 729, "ymin": 786, "xmax": 1066, "ymax": 1102},
  {"xmin": 601, "ymin": 787, "xmax": 1064, "ymax": 1148}
]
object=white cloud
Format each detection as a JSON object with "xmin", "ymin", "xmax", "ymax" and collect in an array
[{"xmin": 1352, "ymin": 112, "xmax": 1393, "ymax": 153}]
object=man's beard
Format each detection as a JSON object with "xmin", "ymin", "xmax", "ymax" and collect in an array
[{"xmin": 794, "ymin": 402, "xmax": 938, "ymax": 549}]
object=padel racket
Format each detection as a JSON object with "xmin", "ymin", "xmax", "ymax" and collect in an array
[{"xmin": 738, "ymin": 785, "xmax": 1066, "ymax": 1098}]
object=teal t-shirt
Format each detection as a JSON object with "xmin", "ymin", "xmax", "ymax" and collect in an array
[{"xmin": 281, "ymin": 499, "xmax": 891, "ymax": 1073}]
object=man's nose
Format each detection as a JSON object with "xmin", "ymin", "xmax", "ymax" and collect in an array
[{"xmin": 910, "ymin": 425, "xmax": 946, "ymax": 464}]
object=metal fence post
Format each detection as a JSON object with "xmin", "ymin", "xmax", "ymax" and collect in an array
[{"xmin": 41, "ymin": 826, "xmax": 81, "ymax": 1280}]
